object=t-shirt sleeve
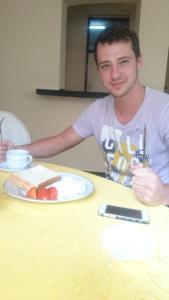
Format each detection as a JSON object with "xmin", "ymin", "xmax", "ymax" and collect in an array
[{"xmin": 72, "ymin": 102, "xmax": 95, "ymax": 138}]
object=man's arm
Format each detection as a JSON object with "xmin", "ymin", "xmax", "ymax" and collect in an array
[
  {"xmin": 0, "ymin": 126, "xmax": 84, "ymax": 160},
  {"xmin": 132, "ymin": 165, "xmax": 169, "ymax": 206},
  {"xmin": 18, "ymin": 125, "xmax": 84, "ymax": 157}
]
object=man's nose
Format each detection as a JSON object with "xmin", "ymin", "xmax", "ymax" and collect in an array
[{"xmin": 110, "ymin": 65, "xmax": 120, "ymax": 79}]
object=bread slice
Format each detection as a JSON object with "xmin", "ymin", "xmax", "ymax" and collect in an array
[{"xmin": 9, "ymin": 164, "xmax": 60, "ymax": 191}]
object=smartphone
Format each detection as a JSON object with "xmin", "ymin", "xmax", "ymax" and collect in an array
[{"xmin": 98, "ymin": 204, "xmax": 150, "ymax": 224}]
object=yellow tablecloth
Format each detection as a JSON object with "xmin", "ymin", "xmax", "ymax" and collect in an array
[{"xmin": 0, "ymin": 162, "xmax": 169, "ymax": 300}]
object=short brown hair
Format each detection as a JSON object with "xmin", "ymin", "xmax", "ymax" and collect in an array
[{"xmin": 94, "ymin": 25, "xmax": 141, "ymax": 66}]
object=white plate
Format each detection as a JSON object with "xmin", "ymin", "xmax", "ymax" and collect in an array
[
  {"xmin": 0, "ymin": 162, "xmax": 34, "ymax": 172},
  {"xmin": 3, "ymin": 172, "xmax": 94, "ymax": 203}
]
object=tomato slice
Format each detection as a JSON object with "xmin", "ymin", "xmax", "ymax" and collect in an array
[
  {"xmin": 36, "ymin": 187, "xmax": 49, "ymax": 200},
  {"xmin": 26, "ymin": 187, "xmax": 37, "ymax": 199},
  {"xmin": 48, "ymin": 187, "xmax": 58, "ymax": 200}
]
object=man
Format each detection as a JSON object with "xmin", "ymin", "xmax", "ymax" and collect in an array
[{"xmin": 1, "ymin": 26, "xmax": 169, "ymax": 206}]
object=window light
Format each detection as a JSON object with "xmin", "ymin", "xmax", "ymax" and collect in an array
[{"xmin": 89, "ymin": 25, "xmax": 106, "ymax": 30}]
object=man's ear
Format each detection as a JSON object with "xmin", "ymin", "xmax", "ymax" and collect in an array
[{"xmin": 137, "ymin": 54, "xmax": 143, "ymax": 70}]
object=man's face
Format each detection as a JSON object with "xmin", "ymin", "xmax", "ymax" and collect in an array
[{"xmin": 96, "ymin": 41, "xmax": 142, "ymax": 98}]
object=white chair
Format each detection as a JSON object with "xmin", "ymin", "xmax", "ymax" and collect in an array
[{"xmin": 0, "ymin": 111, "xmax": 31, "ymax": 145}]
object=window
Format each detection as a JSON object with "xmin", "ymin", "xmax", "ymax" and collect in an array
[{"xmin": 87, "ymin": 17, "xmax": 129, "ymax": 52}]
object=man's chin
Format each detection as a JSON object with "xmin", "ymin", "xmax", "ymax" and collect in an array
[
  {"xmin": 108, "ymin": 86, "xmax": 133, "ymax": 99},
  {"xmin": 109, "ymin": 90, "xmax": 127, "ymax": 98}
]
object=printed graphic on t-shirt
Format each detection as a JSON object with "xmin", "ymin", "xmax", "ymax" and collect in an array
[{"xmin": 101, "ymin": 125, "xmax": 149, "ymax": 187}]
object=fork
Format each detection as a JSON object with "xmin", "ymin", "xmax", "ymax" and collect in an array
[{"xmin": 0, "ymin": 116, "xmax": 6, "ymax": 141}]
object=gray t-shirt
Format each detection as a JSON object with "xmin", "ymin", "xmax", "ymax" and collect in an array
[{"xmin": 73, "ymin": 87, "xmax": 169, "ymax": 187}]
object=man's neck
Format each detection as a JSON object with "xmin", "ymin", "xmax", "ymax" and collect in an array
[{"xmin": 114, "ymin": 84, "xmax": 145, "ymax": 124}]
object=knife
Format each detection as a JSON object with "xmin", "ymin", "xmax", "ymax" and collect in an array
[{"xmin": 143, "ymin": 125, "xmax": 147, "ymax": 166}]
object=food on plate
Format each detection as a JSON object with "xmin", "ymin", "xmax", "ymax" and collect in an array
[
  {"xmin": 4, "ymin": 171, "xmax": 93, "ymax": 203},
  {"xmin": 26, "ymin": 187, "xmax": 37, "ymax": 199},
  {"xmin": 48, "ymin": 187, "xmax": 58, "ymax": 200},
  {"xmin": 25, "ymin": 186, "xmax": 58, "ymax": 200},
  {"xmin": 26, "ymin": 186, "xmax": 58, "ymax": 200},
  {"xmin": 9, "ymin": 164, "xmax": 60, "ymax": 200},
  {"xmin": 36, "ymin": 187, "xmax": 49, "ymax": 200},
  {"xmin": 9, "ymin": 164, "xmax": 60, "ymax": 192}
]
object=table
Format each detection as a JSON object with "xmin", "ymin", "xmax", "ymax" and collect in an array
[{"xmin": 0, "ymin": 162, "xmax": 169, "ymax": 300}]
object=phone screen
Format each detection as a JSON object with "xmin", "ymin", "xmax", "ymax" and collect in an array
[{"xmin": 105, "ymin": 205, "xmax": 142, "ymax": 219}]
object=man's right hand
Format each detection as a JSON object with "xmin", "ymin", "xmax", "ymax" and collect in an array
[{"xmin": 0, "ymin": 140, "xmax": 15, "ymax": 161}]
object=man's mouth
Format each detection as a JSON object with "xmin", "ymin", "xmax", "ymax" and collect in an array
[{"xmin": 111, "ymin": 81, "xmax": 125, "ymax": 89}]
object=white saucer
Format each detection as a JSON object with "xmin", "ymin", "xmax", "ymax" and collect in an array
[{"xmin": 0, "ymin": 162, "xmax": 34, "ymax": 172}]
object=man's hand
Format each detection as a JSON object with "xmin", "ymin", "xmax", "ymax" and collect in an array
[
  {"xmin": 0, "ymin": 140, "xmax": 14, "ymax": 161},
  {"xmin": 131, "ymin": 164, "xmax": 169, "ymax": 206}
]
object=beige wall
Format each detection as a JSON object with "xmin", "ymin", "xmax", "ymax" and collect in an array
[
  {"xmin": 0, "ymin": 0, "xmax": 168, "ymax": 173},
  {"xmin": 138, "ymin": 0, "xmax": 169, "ymax": 90},
  {"xmin": 59, "ymin": 0, "xmax": 67, "ymax": 88}
]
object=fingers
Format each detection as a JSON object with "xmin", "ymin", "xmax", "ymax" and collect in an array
[
  {"xmin": 131, "ymin": 167, "xmax": 165, "ymax": 206},
  {"xmin": 130, "ymin": 162, "xmax": 143, "ymax": 173},
  {"xmin": 132, "ymin": 165, "xmax": 152, "ymax": 175},
  {"xmin": 0, "ymin": 140, "xmax": 15, "ymax": 161},
  {"xmin": 132, "ymin": 168, "xmax": 159, "ymax": 191},
  {"xmin": 132, "ymin": 183, "xmax": 156, "ymax": 206},
  {"xmin": 0, "ymin": 145, "xmax": 8, "ymax": 161}
]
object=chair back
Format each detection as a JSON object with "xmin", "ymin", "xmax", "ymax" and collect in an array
[{"xmin": 0, "ymin": 111, "xmax": 31, "ymax": 145}]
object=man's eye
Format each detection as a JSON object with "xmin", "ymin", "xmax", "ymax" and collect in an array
[
  {"xmin": 100, "ymin": 64, "xmax": 111, "ymax": 70},
  {"xmin": 119, "ymin": 59, "xmax": 130, "ymax": 64}
]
